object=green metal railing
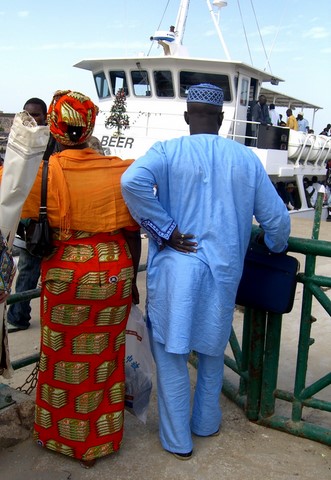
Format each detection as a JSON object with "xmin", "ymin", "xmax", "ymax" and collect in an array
[
  {"xmin": 2, "ymin": 196, "xmax": 330, "ymax": 446},
  {"xmin": 223, "ymin": 193, "xmax": 331, "ymax": 446}
]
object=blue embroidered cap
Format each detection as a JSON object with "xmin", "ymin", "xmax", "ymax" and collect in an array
[{"xmin": 187, "ymin": 83, "xmax": 224, "ymax": 107}]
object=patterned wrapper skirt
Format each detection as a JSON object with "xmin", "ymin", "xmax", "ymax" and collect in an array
[{"xmin": 33, "ymin": 230, "xmax": 134, "ymax": 461}]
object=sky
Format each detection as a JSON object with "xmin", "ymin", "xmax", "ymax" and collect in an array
[{"xmin": 1, "ymin": 0, "xmax": 330, "ymax": 134}]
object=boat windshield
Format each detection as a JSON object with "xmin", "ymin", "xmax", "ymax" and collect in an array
[
  {"xmin": 93, "ymin": 69, "xmax": 232, "ymax": 101},
  {"xmin": 109, "ymin": 71, "xmax": 129, "ymax": 96},
  {"xmin": 153, "ymin": 70, "xmax": 175, "ymax": 97},
  {"xmin": 179, "ymin": 71, "xmax": 231, "ymax": 101},
  {"xmin": 131, "ymin": 70, "xmax": 151, "ymax": 97},
  {"xmin": 94, "ymin": 72, "xmax": 110, "ymax": 99}
]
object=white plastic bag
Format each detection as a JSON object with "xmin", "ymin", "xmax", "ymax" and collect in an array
[
  {"xmin": 0, "ymin": 111, "xmax": 49, "ymax": 240},
  {"xmin": 0, "ymin": 112, "xmax": 49, "ymax": 378},
  {"xmin": 125, "ymin": 304, "xmax": 153, "ymax": 423}
]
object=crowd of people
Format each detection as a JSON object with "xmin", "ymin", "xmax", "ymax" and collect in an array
[
  {"xmin": 250, "ymin": 94, "xmax": 311, "ymax": 132},
  {"xmin": 275, "ymin": 175, "xmax": 331, "ymax": 211},
  {"xmin": 250, "ymin": 94, "xmax": 331, "ymax": 138},
  {"xmin": 1, "ymin": 82, "xmax": 330, "ymax": 469}
]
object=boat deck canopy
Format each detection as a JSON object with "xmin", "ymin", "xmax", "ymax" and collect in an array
[
  {"xmin": 74, "ymin": 56, "xmax": 284, "ymax": 84},
  {"xmin": 260, "ymin": 87, "xmax": 322, "ymax": 111},
  {"xmin": 73, "ymin": 57, "xmax": 321, "ymax": 112}
]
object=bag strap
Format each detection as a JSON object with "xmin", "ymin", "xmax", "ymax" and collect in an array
[{"xmin": 39, "ymin": 136, "xmax": 56, "ymax": 220}]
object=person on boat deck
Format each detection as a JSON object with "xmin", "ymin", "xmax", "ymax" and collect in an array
[
  {"xmin": 278, "ymin": 114, "xmax": 287, "ymax": 127},
  {"xmin": 326, "ymin": 159, "xmax": 331, "ymax": 187},
  {"xmin": 310, "ymin": 175, "xmax": 321, "ymax": 207},
  {"xmin": 297, "ymin": 112, "xmax": 309, "ymax": 133},
  {"xmin": 21, "ymin": 90, "xmax": 141, "ymax": 469},
  {"xmin": 269, "ymin": 103, "xmax": 280, "ymax": 126},
  {"xmin": 251, "ymin": 94, "xmax": 271, "ymax": 145},
  {"xmin": 285, "ymin": 183, "xmax": 301, "ymax": 210},
  {"xmin": 121, "ymin": 83, "xmax": 290, "ymax": 461},
  {"xmin": 275, "ymin": 181, "xmax": 299, "ymax": 210},
  {"xmin": 319, "ymin": 124, "xmax": 331, "ymax": 136},
  {"xmin": 304, "ymin": 177, "xmax": 316, "ymax": 208},
  {"xmin": 286, "ymin": 109, "xmax": 299, "ymax": 131}
]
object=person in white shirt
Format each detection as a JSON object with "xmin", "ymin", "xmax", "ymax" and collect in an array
[
  {"xmin": 297, "ymin": 113, "xmax": 309, "ymax": 133},
  {"xmin": 269, "ymin": 103, "xmax": 280, "ymax": 126}
]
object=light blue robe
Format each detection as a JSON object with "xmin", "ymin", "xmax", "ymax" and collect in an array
[{"xmin": 121, "ymin": 134, "xmax": 290, "ymax": 357}]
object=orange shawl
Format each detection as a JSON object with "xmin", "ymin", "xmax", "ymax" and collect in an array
[{"xmin": 22, "ymin": 148, "xmax": 138, "ymax": 232}]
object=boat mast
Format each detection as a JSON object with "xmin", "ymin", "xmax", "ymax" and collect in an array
[
  {"xmin": 175, "ymin": 0, "xmax": 190, "ymax": 45},
  {"xmin": 175, "ymin": 0, "xmax": 231, "ymax": 60},
  {"xmin": 206, "ymin": 0, "xmax": 231, "ymax": 60}
]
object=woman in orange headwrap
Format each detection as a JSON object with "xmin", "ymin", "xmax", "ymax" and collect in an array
[{"xmin": 22, "ymin": 90, "xmax": 141, "ymax": 468}]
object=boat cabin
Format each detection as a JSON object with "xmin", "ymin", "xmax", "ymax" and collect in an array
[
  {"xmin": 75, "ymin": 55, "xmax": 329, "ymax": 217},
  {"xmin": 75, "ymin": 56, "xmax": 283, "ymax": 153}
]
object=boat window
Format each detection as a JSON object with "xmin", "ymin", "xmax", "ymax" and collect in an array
[
  {"xmin": 109, "ymin": 71, "xmax": 129, "ymax": 96},
  {"xmin": 240, "ymin": 79, "xmax": 249, "ymax": 106},
  {"xmin": 179, "ymin": 72, "xmax": 231, "ymax": 101},
  {"xmin": 234, "ymin": 76, "xmax": 238, "ymax": 94},
  {"xmin": 153, "ymin": 70, "xmax": 174, "ymax": 97},
  {"xmin": 93, "ymin": 72, "xmax": 110, "ymax": 99},
  {"xmin": 249, "ymin": 79, "xmax": 258, "ymax": 102},
  {"xmin": 131, "ymin": 70, "xmax": 151, "ymax": 97}
]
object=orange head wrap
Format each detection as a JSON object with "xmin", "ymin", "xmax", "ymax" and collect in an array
[{"xmin": 47, "ymin": 90, "xmax": 99, "ymax": 146}]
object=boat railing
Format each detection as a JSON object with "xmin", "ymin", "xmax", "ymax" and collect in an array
[
  {"xmin": 315, "ymin": 135, "xmax": 331, "ymax": 165},
  {"xmin": 99, "ymin": 108, "xmax": 329, "ymax": 169},
  {"xmin": 219, "ymin": 194, "xmax": 330, "ymax": 447},
  {"xmin": 227, "ymin": 117, "xmax": 331, "ymax": 168},
  {"xmin": 292, "ymin": 133, "xmax": 317, "ymax": 166},
  {"xmin": 225, "ymin": 117, "xmax": 257, "ymax": 144},
  {"xmin": 101, "ymin": 108, "xmax": 188, "ymax": 137},
  {"xmin": 290, "ymin": 133, "xmax": 331, "ymax": 167}
]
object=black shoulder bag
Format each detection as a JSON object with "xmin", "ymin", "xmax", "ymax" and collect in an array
[
  {"xmin": 235, "ymin": 236, "xmax": 299, "ymax": 314},
  {"xmin": 25, "ymin": 138, "xmax": 55, "ymax": 258}
]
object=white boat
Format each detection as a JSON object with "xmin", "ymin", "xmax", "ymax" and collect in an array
[{"xmin": 74, "ymin": 0, "xmax": 330, "ymax": 218}]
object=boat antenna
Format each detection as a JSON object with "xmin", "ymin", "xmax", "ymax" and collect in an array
[
  {"xmin": 206, "ymin": 0, "xmax": 231, "ymax": 60},
  {"xmin": 174, "ymin": 0, "xmax": 190, "ymax": 45},
  {"xmin": 237, "ymin": 0, "xmax": 253, "ymax": 65},
  {"xmin": 250, "ymin": 0, "xmax": 272, "ymax": 72},
  {"xmin": 147, "ymin": 0, "xmax": 172, "ymax": 56},
  {"xmin": 263, "ymin": 2, "xmax": 287, "ymax": 71}
]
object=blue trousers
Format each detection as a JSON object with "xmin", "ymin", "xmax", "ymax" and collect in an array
[
  {"xmin": 150, "ymin": 334, "xmax": 224, "ymax": 454},
  {"xmin": 7, "ymin": 247, "xmax": 41, "ymax": 328}
]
